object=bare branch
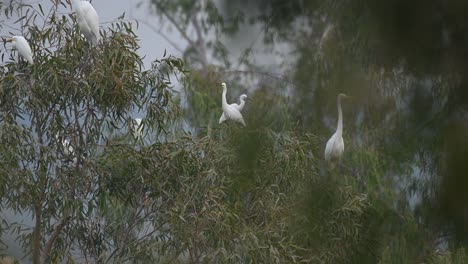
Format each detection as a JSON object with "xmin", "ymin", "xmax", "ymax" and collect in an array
[
  {"xmin": 41, "ymin": 216, "xmax": 69, "ymax": 263},
  {"xmin": 219, "ymin": 70, "xmax": 293, "ymax": 85},
  {"xmin": 138, "ymin": 19, "xmax": 184, "ymax": 53},
  {"xmin": 153, "ymin": 3, "xmax": 195, "ymax": 47},
  {"xmin": 191, "ymin": 15, "xmax": 208, "ymax": 66}
]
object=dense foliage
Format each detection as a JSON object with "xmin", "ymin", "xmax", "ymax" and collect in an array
[
  {"xmin": 146, "ymin": 0, "xmax": 468, "ymax": 262},
  {"xmin": 0, "ymin": 1, "xmax": 182, "ymax": 262},
  {"xmin": 1, "ymin": 0, "xmax": 468, "ymax": 263}
]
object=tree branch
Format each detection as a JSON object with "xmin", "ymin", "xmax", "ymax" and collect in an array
[
  {"xmin": 154, "ymin": 3, "xmax": 195, "ymax": 47},
  {"xmin": 219, "ymin": 70, "xmax": 293, "ymax": 85},
  {"xmin": 41, "ymin": 216, "xmax": 69, "ymax": 263},
  {"xmin": 138, "ymin": 19, "xmax": 184, "ymax": 53},
  {"xmin": 33, "ymin": 108, "xmax": 48, "ymax": 264},
  {"xmin": 191, "ymin": 15, "xmax": 208, "ymax": 66},
  {"xmin": 32, "ymin": 205, "xmax": 42, "ymax": 264}
]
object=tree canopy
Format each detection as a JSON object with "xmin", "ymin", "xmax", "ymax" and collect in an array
[{"xmin": 1, "ymin": 0, "xmax": 468, "ymax": 263}]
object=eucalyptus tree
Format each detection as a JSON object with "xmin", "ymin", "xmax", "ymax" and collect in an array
[{"xmin": 0, "ymin": 1, "xmax": 182, "ymax": 263}]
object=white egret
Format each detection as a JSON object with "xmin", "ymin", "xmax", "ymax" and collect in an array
[
  {"xmin": 220, "ymin": 83, "xmax": 246, "ymax": 127},
  {"xmin": 7, "ymin": 36, "xmax": 33, "ymax": 64},
  {"xmin": 56, "ymin": 134, "xmax": 77, "ymax": 163},
  {"xmin": 132, "ymin": 118, "xmax": 143, "ymax": 140},
  {"xmin": 70, "ymin": 0, "xmax": 100, "ymax": 45},
  {"xmin": 324, "ymin": 93, "xmax": 351, "ymax": 164},
  {"xmin": 219, "ymin": 94, "xmax": 248, "ymax": 124},
  {"xmin": 62, "ymin": 139, "xmax": 75, "ymax": 156}
]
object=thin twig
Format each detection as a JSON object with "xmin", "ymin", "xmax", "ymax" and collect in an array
[
  {"xmin": 138, "ymin": 19, "xmax": 184, "ymax": 53},
  {"xmin": 41, "ymin": 216, "xmax": 69, "ymax": 263},
  {"xmin": 191, "ymin": 15, "xmax": 207, "ymax": 66},
  {"xmin": 153, "ymin": 3, "xmax": 195, "ymax": 47}
]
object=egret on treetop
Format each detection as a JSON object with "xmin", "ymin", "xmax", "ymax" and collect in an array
[
  {"xmin": 132, "ymin": 118, "xmax": 143, "ymax": 140},
  {"xmin": 219, "ymin": 94, "xmax": 248, "ymax": 124},
  {"xmin": 220, "ymin": 83, "xmax": 246, "ymax": 127},
  {"xmin": 324, "ymin": 93, "xmax": 351, "ymax": 165},
  {"xmin": 69, "ymin": 0, "xmax": 100, "ymax": 45},
  {"xmin": 6, "ymin": 36, "xmax": 33, "ymax": 65}
]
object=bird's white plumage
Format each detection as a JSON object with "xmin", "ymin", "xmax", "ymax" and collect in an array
[
  {"xmin": 132, "ymin": 118, "xmax": 143, "ymax": 139},
  {"xmin": 220, "ymin": 83, "xmax": 246, "ymax": 127},
  {"xmin": 9, "ymin": 36, "xmax": 33, "ymax": 64},
  {"xmin": 72, "ymin": 0, "xmax": 100, "ymax": 45},
  {"xmin": 56, "ymin": 134, "xmax": 77, "ymax": 163},
  {"xmin": 219, "ymin": 94, "xmax": 247, "ymax": 124},
  {"xmin": 56, "ymin": 134, "xmax": 74, "ymax": 155},
  {"xmin": 62, "ymin": 139, "xmax": 75, "ymax": 156},
  {"xmin": 324, "ymin": 93, "xmax": 349, "ymax": 164},
  {"xmin": 325, "ymin": 133, "xmax": 344, "ymax": 163}
]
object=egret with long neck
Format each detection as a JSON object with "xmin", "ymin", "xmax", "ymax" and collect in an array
[
  {"xmin": 220, "ymin": 82, "xmax": 246, "ymax": 127},
  {"xmin": 219, "ymin": 94, "xmax": 248, "ymax": 124},
  {"xmin": 70, "ymin": 0, "xmax": 100, "ymax": 45},
  {"xmin": 324, "ymin": 93, "xmax": 350, "ymax": 164}
]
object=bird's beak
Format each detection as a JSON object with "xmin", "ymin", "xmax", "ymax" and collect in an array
[{"xmin": 5, "ymin": 38, "xmax": 13, "ymax": 43}]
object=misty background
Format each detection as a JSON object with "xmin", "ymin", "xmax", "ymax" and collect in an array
[{"xmin": 1, "ymin": 0, "xmax": 468, "ymax": 263}]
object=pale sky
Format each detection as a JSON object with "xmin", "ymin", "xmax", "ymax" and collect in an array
[{"xmin": 92, "ymin": 0, "xmax": 183, "ymax": 67}]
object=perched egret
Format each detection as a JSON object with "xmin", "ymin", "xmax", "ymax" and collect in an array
[
  {"xmin": 219, "ymin": 94, "xmax": 248, "ymax": 124},
  {"xmin": 220, "ymin": 83, "xmax": 246, "ymax": 127},
  {"xmin": 70, "ymin": 0, "xmax": 100, "ymax": 45},
  {"xmin": 62, "ymin": 139, "xmax": 75, "ymax": 156},
  {"xmin": 324, "ymin": 93, "xmax": 351, "ymax": 164},
  {"xmin": 7, "ymin": 36, "xmax": 33, "ymax": 64},
  {"xmin": 132, "ymin": 118, "xmax": 143, "ymax": 140},
  {"xmin": 56, "ymin": 134, "xmax": 77, "ymax": 163}
]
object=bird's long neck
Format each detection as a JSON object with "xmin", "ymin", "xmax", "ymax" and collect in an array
[
  {"xmin": 71, "ymin": 0, "xmax": 81, "ymax": 12},
  {"xmin": 222, "ymin": 86, "xmax": 228, "ymax": 108},
  {"xmin": 336, "ymin": 96, "xmax": 343, "ymax": 137},
  {"xmin": 238, "ymin": 97, "xmax": 245, "ymax": 109}
]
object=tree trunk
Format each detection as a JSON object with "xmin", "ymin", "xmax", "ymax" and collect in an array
[{"xmin": 32, "ymin": 205, "xmax": 41, "ymax": 264}]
